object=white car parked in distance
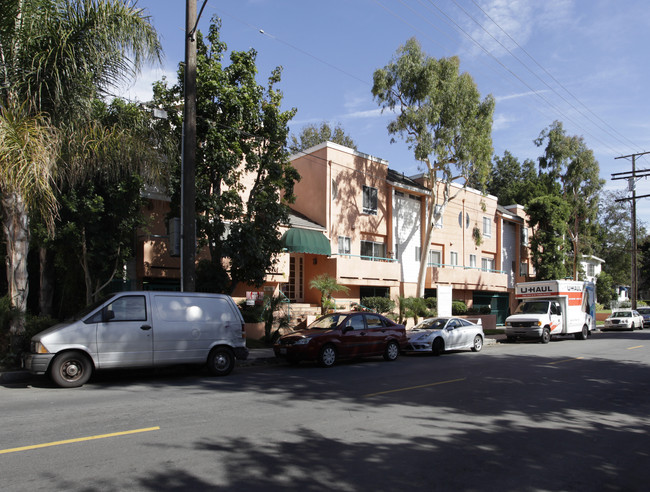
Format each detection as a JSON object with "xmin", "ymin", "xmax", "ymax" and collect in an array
[
  {"xmin": 405, "ymin": 317, "xmax": 484, "ymax": 356},
  {"xmin": 602, "ymin": 309, "xmax": 644, "ymax": 331}
]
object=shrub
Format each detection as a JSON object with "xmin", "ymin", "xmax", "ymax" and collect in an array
[
  {"xmin": 452, "ymin": 300, "xmax": 468, "ymax": 315},
  {"xmin": 361, "ymin": 296, "xmax": 396, "ymax": 314},
  {"xmin": 238, "ymin": 301, "xmax": 264, "ymax": 323}
]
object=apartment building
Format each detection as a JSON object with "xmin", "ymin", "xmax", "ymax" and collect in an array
[{"xmin": 133, "ymin": 141, "xmax": 532, "ymax": 322}]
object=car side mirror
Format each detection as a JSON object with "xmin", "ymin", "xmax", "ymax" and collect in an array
[
  {"xmin": 103, "ymin": 308, "xmax": 115, "ymax": 322},
  {"xmin": 342, "ymin": 326, "xmax": 353, "ymax": 333}
]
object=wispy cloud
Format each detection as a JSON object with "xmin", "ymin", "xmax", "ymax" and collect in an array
[{"xmin": 496, "ymin": 89, "xmax": 549, "ymax": 102}]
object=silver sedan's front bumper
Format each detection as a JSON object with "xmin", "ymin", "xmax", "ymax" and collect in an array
[{"xmin": 404, "ymin": 341, "xmax": 433, "ymax": 352}]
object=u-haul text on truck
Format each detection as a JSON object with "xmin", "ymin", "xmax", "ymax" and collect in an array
[{"xmin": 505, "ymin": 280, "xmax": 596, "ymax": 343}]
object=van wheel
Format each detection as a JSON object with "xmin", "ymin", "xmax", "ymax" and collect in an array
[
  {"xmin": 207, "ymin": 347, "xmax": 235, "ymax": 376},
  {"xmin": 383, "ymin": 341, "xmax": 400, "ymax": 361},
  {"xmin": 50, "ymin": 351, "xmax": 93, "ymax": 388},
  {"xmin": 318, "ymin": 345, "xmax": 337, "ymax": 367},
  {"xmin": 541, "ymin": 328, "xmax": 551, "ymax": 344}
]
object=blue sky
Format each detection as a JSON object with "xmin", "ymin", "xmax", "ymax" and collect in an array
[{"xmin": 124, "ymin": 0, "xmax": 650, "ymax": 226}]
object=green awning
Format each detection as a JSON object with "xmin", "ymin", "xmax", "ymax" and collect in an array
[{"xmin": 281, "ymin": 228, "xmax": 331, "ymax": 256}]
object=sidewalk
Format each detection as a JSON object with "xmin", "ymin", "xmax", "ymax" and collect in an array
[{"xmin": 0, "ymin": 336, "xmax": 502, "ymax": 384}]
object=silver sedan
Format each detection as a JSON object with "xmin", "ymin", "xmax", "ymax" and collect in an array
[{"xmin": 405, "ymin": 317, "xmax": 484, "ymax": 356}]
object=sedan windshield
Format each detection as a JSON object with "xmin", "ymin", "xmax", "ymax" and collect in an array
[
  {"xmin": 514, "ymin": 301, "xmax": 549, "ymax": 315},
  {"xmin": 416, "ymin": 318, "xmax": 447, "ymax": 330},
  {"xmin": 309, "ymin": 314, "xmax": 345, "ymax": 329},
  {"xmin": 612, "ymin": 312, "xmax": 632, "ymax": 318}
]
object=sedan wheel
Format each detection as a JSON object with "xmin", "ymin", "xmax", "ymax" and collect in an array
[
  {"xmin": 432, "ymin": 338, "xmax": 444, "ymax": 356},
  {"xmin": 383, "ymin": 341, "xmax": 400, "ymax": 361},
  {"xmin": 471, "ymin": 335, "xmax": 483, "ymax": 352},
  {"xmin": 318, "ymin": 345, "xmax": 337, "ymax": 368}
]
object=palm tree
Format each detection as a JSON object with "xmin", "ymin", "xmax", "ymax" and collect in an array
[
  {"xmin": 0, "ymin": 103, "xmax": 59, "ymax": 341},
  {"xmin": 0, "ymin": 0, "xmax": 162, "ymax": 337},
  {"xmin": 309, "ymin": 274, "xmax": 350, "ymax": 315}
]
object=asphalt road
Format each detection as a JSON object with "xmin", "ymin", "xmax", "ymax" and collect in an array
[{"xmin": 2, "ymin": 330, "xmax": 650, "ymax": 491}]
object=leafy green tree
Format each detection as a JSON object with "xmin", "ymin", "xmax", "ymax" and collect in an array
[
  {"xmin": 309, "ymin": 274, "xmax": 350, "ymax": 315},
  {"xmin": 596, "ymin": 270, "xmax": 615, "ymax": 307},
  {"xmin": 372, "ymin": 38, "xmax": 494, "ymax": 295},
  {"xmin": 535, "ymin": 121, "xmax": 604, "ymax": 279},
  {"xmin": 288, "ymin": 122, "xmax": 357, "ymax": 154},
  {"xmin": 0, "ymin": 0, "xmax": 161, "ymax": 333},
  {"xmin": 526, "ymin": 195, "xmax": 571, "ymax": 280},
  {"xmin": 153, "ymin": 17, "xmax": 299, "ymax": 294},
  {"xmin": 487, "ymin": 151, "xmax": 543, "ymax": 206}
]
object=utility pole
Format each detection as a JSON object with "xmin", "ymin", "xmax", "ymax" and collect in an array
[
  {"xmin": 613, "ymin": 151, "xmax": 650, "ymax": 309},
  {"xmin": 182, "ymin": 0, "xmax": 197, "ymax": 292}
]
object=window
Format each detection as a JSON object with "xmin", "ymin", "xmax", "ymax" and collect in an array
[
  {"xmin": 428, "ymin": 250, "xmax": 442, "ymax": 266},
  {"xmin": 106, "ymin": 296, "xmax": 146, "ymax": 322},
  {"xmin": 450, "ymin": 251, "xmax": 458, "ymax": 267},
  {"xmin": 482, "ymin": 257, "xmax": 495, "ymax": 272},
  {"xmin": 434, "ymin": 204, "xmax": 443, "ymax": 228},
  {"xmin": 365, "ymin": 314, "xmax": 387, "ymax": 328},
  {"xmin": 483, "ymin": 217, "xmax": 492, "ymax": 237},
  {"xmin": 520, "ymin": 261, "xmax": 527, "ymax": 276},
  {"xmin": 587, "ymin": 263, "xmax": 595, "ymax": 277},
  {"xmin": 521, "ymin": 227, "xmax": 529, "ymax": 246},
  {"xmin": 361, "ymin": 240, "xmax": 386, "ymax": 260},
  {"xmin": 363, "ymin": 186, "xmax": 378, "ymax": 215},
  {"xmin": 415, "ymin": 246, "xmax": 421, "ymax": 262},
  {"xmin": 338, "ymin": 236, "xmax": 351, "ymax": 255},
  {"xmin": 469, "ymin": 254, "xmax": 477, "ymax": 269}
]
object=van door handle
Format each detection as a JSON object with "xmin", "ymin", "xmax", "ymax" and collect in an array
[{"xmin": 140, "ymin": 324, "xmax": 152, "ymax": 331}]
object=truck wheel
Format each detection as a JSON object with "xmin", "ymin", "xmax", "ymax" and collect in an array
[
  {"xmin": 207, "ymin": 347, "xmax": 235, "ymax": 376},
  {"xmin": 575, "ymin": 325, "xmax": 589, "ymax": 341},
  {"xmin": 50, "ymin": 351, "xmax": 93, "ymax": 388},
  {"xmin": 540, "ymin": 328, "xmax": 551, "ymax": 344}
]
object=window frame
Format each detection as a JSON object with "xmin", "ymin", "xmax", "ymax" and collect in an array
[{"xmin": 362, "ymin": 185, "xmax": 378, "ymax": 215}]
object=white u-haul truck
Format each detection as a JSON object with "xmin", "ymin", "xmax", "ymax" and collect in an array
[{"xmin": 505, "ymin": 280, "xmax": 596, "ymax": 343}]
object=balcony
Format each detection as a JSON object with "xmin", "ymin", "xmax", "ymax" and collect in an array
[
  {"xmin": 331, "ymin": 254, "xmax": 401, "ymax": 286},
  {"xmin": 426, "ymin": 263, "xmax": 508, "ymax": 291}
]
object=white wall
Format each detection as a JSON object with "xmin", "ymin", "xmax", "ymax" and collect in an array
[{"xmin": 393, "ymin": 191, "xmax": 421, "ymax": 283}]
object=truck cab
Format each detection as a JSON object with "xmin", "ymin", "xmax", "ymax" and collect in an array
[{"xmin": 505, "ymin": 299, "xmax": 562, "ymax": 343}]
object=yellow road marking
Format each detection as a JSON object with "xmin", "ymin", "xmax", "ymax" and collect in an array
[
  {"xmin": 0, "ymin": 426, "xmax": 160, "ymax": 455},
  {"xmin": 628, "ymin": 345, "xmax": 644, "ymax": 350},
  {"xmin": 364, "ymin": 378, "xmax": 466, "ymax": 397},
  {"xmin": 548, "ymin": 357, "xmax": 584, "ymax": 365}
]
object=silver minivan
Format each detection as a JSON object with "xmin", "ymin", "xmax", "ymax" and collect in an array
[{"xmin": 23, "ymin": 291, "xmax": 249, "ymax": 387}]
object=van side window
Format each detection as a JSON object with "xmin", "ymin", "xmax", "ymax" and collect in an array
[{"xmin": 107, "ymin": 296, "xmax": 147, "ymax": 322}]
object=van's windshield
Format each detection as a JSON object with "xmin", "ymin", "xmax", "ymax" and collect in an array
[
  {"xmin": 70, "ymin": 295, "xmax": 112, "ymax": 321},
  {"xmin": 514, "ymin": 301, "xmax": 550, "ymax": 315}
]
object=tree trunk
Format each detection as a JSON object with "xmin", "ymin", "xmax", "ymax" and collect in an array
[
  {"xmin": 2, "ymin": 191, "xmax": 29, "ymax": 343},
  {"xmin": 39, "ymin": 246, "xmax": 55, "ymax": 316}
]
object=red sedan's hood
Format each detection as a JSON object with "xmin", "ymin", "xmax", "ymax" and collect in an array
[{"xmin": 283, "ymin": 328, "xmax": 337, "ymax": 339}]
